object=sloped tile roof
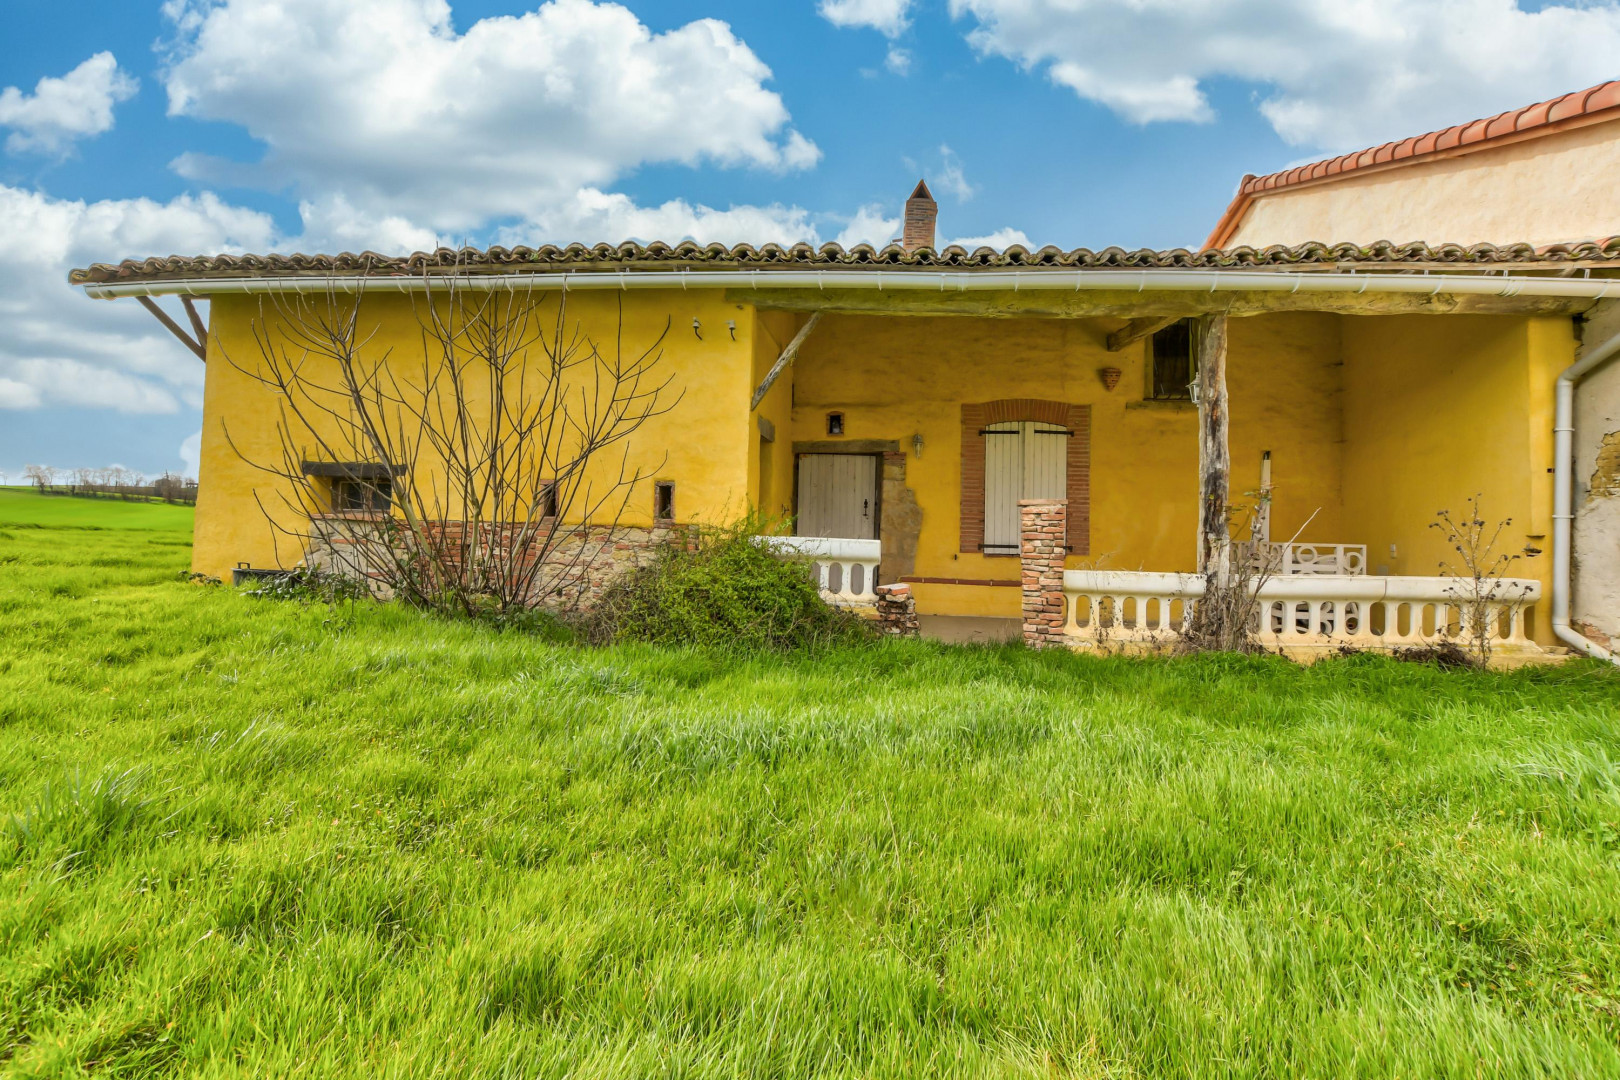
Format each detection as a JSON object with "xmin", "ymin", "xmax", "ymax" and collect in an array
[
  {"xmin": 68, "ymin": 235, "xmax": 1620, "ymax": 286},
  {"xmin": 1205, "ymin": 80, "xmax": 1620, "ymax": 249}
]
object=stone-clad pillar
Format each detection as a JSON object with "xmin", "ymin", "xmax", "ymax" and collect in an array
[{"xmin": 1020, "ymin": 499, "xmax": 1068, "ymax": 648}]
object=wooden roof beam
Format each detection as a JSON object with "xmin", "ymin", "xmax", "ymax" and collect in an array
[
  {"xmin": 1107, "ymin": 315, "xmax": 1178, "ymax": 352},
  {"xmin": 137, "ymin": 296, "xmax": 207, "ymax": 362},
  {"xmin": 750, "ymin": 311, "xmax": 821, "ymax": 411}
]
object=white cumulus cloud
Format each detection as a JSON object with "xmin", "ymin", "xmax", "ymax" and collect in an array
[
  {"xmin": 949, "ymin": 0, "xmax": 1620, "ymax": 151},
  {"xmin": 820, "ymin": 0, "xmax": 915, "ymax": 37},
  {"xmin": 834, "ymin": 204, "xmax": 902, "ymax": 248},
  {"xmin": 495, "ymin": 188, "xmax": 820, "ymax": 249},
  {"xmin": 0, "ymin": 52, "xmax": 139, "ymax": 155},
  {"xmin": 0, "ymin": 185, "xmax": 277, "ymax": 414},
  {"xmin": 179, "ymin": 430, "xmax": 202, "ymax": 478},
  {"xmin": 948, "ymin": 227, "xmax": 1031, "ymax": 250},
  {"xmin": 161, "ymin": 0, "xmax": 820, "ymax": 232}
]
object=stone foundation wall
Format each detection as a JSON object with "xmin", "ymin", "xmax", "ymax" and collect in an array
[
  {"xmin": 1020, "ymin": 499, "xmax": 1068, "ymax": 648},
  {"xmin": 303, "ymin": 515, "xmax": 694, "ymax": 609}
]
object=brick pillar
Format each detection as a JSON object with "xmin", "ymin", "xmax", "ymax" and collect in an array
[
  {"xmin": 1020, "ymin": 499, "xmax": 1068, "ymax": 648},
  {"xmin": 873, "ymin": 582, "xmax": 920, "ymax": 638}
]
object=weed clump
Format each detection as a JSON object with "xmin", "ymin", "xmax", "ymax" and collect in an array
[
  {"xmin": 242, "ymin": 567, "xmax": 372, "ymax": 605},
  {"xmin": 580, "ymin": 522, "xmax": 870, "ymax": 651}
]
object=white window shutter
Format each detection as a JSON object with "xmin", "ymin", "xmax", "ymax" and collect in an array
[
  {"xmin": 982, "ymin": 422, "xmax": 1022, "ymax": 553},
  {"xmin": 983, "ymin": 421, "xmax": 1067, "ymax": 555}
]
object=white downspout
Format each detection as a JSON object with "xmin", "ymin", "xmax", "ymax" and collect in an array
[{"xmin": 1554, "ymin": 328, "xmax": 1620, "ymax": 664}]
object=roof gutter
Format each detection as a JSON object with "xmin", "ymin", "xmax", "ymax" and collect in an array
[
  {"xmin": 77, "ymin": 268, "xmax": 1620, "ymax": 302},
  {"xmin": 1553, "ymin": 328, "xmax": 1620, "ymax": 664}
]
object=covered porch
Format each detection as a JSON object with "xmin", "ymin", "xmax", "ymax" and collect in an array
[{"xmin": 745, "ymin": 287, "xmax": 1572, "ymax": 660}]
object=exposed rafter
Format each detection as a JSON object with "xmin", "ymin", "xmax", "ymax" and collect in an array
[
  {"xmin": 750, "ymin": 311, "xmax": 821, "ymax": 411},
  {"xmin": 138, "ymin": 296, "xmax": 207, "ymax": 362},
  {"xmin": 1107, "ymin": 315, "xmax": 1178, "ymax": 353}
]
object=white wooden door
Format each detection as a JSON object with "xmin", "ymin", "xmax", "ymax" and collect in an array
[
  {"xmin": 982, "ymin": 422, "xmax": 1067, "ymax": 554},
  {"xmin": 797, "ymin": 454, "xmax": 878, "ymax": 539}
]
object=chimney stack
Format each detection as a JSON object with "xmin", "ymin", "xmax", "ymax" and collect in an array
[{"xmin": 902, "ymin": 179, "xmax": 937, "ymax": 252}]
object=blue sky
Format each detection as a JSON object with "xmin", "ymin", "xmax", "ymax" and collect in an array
[{"xmin": 3, "ymin": 0, "xmax": 1618, "ymax": 481}]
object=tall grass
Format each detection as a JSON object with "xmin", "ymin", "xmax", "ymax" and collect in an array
[{"xmin": 1, "ymin": 488, "xmax": 1618, "ymax": 1077}]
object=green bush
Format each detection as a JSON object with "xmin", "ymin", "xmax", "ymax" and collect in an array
[{"xmin": 581, "ymin": 521, "xmax": 871, "ymax": 651}]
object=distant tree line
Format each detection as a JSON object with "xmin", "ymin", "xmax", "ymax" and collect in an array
[{"xmin": 20, "ymin": 464, "xmax": 198, "ymax": 505}]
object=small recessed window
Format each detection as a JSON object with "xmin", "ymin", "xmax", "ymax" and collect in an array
[
  {"xmin": 826, "ymin": 411, "xmax": 844, "ymax": 436},
  {"xmin": 654, "ymin": 481, "xmax": 675, "ymax": 522},
  {"xmin": 333, "ymin": 476, "xmax": 391, "ymax": 514},
  {"xmin": 1150, "ymin": 320, "xmax": 1196, "ymax": 400},
  {"xmin": 540, "ymin": 482, "xmax": 558, "ymax": 520}
]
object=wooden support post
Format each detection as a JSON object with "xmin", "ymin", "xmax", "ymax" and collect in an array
[
  {"xmin": 750, "ymin": 311, "xmax": 821, "ymax": 411},
  {"xmin": 181, "ymin": 297, "xmax": 209, "ymax": 353},
  {"xmin": 137, "ymin": 296, "xmax": 207, "ymax": 362},
  {"xmin": 1106, "ymin": 315, "xmax": 1178, "ymax": 353},
  {"xmin": 1196, "ymin": 314, "xmax": 1230, "ymax": 584}
]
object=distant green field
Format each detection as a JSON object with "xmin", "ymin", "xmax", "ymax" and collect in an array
[
  {"xmin": 0, "ymin": 487, "xmax": 194, "ymax": 532},
  {"xmin": 2, "ymin": 497, "xmax": 1619, "ymax": 1077}
]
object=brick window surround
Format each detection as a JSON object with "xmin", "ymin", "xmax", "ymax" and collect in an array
[{"xmin": 960, "ymin": 399, "xmax": 1090, "ymax": 556}]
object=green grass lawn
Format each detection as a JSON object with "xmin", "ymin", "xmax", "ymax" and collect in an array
[{"xmin": 2, "ymin": 489, "xmax": 1619, "ymax": 1078}]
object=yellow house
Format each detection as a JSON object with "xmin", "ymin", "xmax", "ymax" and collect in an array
[{"xmin": 71, "ymin": 162, "xmax": 1620, "ymax": 662}]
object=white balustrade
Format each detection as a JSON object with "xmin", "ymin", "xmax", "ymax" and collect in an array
[
  {"xmin": 1239, "ymin": 541, "xmax": 1368, "ymax": 575},
  {"xmin": 759, "ymin": 536, "xmax": 882, "ymax": 604},
  {"xmin": 1060, "ymin": 570, "xmax": 1540, "ymax": 652}
]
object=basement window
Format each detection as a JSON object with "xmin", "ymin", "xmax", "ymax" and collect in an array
[
  {"xmin": 1150, "ymin": 320, "xmax": 1196, "ymax": 400},
  {"xmin": 654, "ymin": 481, "xmax": 676, "ymax": 523},
  {"xmin": 332, "ymin": 476, "xmax": 392, "ymax": 514}
]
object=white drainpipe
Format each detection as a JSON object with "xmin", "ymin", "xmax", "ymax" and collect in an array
[{"xmin": 1554, "ymin": 328, "xmax": 1620, "ymax": 664}]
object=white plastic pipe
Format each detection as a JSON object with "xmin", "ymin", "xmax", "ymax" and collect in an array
[
  {"xmin": 1553, "ymin": 329, "xmax": 1620, "ymax": 664},
  {"xmin": 77, "ymin": 267, "xmax": 1620, "ymax": 301}
]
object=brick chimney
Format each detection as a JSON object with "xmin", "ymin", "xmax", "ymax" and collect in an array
[{"xmin": 902, "ymin": 180, "xmax": 937, "ymax": 252}]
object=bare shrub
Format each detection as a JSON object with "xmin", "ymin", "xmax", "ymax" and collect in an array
[
  {"xmin": 1430, "ymin": 494, "xmax": 1535, "ymax": 665},
  {"xmin": 220, "ymin": 267, "xmax": 679, "ymax": 619}
]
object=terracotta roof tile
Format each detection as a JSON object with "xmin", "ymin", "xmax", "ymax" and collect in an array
[
  {"xmin": 1206, "ymin": 79, "xmax": 1620, "ymax": 248},
  {"xmin": 66, "ymin": 236, "xmax": 1620, "ymax": 287}
]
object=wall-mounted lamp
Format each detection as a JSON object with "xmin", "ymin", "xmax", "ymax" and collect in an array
[
  {"xmin": 1187, "ymin": 379, "xmax": 1201, "ymax": 405},
  {"xmin": 912, "ymin": 433, "xmax": 925, "ymax": 459},
  {"xmin": 692, "ymin": 318, "xmax": 702, "ymax": 340},
  {"xmin": 726, "ymin": 319, "xmax": 737, "ymax": 341}
]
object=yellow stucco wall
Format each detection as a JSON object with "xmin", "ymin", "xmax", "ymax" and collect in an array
[
  {"xmin": 1341, "ymin": 315, "xmax": 1572, "ymax": 643},
  {"xmin": 749, "ymin": 309, "xmax": 801, "ymax": 524},
  {"xmin": 193, "ymin": 289, "xmax": 757, "ymax": 580},
  {"xmin": 1227, "ymin": 118, "xmax": 1620, "ymax": 248},
  {"xmin": 193, "ymin": 286, "xmax": 1566, "ymax": 638},
  {"xmin": 789, "ymin": 311, "xmax": 1347, "ymax": 617}
]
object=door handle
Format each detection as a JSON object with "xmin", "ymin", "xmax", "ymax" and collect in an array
[{"xmin": 863, "ymin": 499, "xmax": 869, "ymax": 518}]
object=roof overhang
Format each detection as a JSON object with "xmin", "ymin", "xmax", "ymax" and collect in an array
[{"xmin": 75, "ymin": 266, "xmax": 1620, "ymax": 304}]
